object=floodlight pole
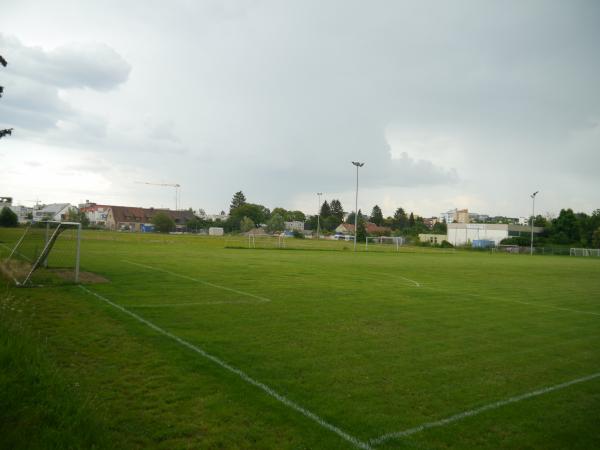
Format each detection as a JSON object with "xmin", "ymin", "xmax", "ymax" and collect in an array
[
  {"xmin": 317, "ymin": 192, "xmax": 322, "ymax": 240},
  {"xmin": 352, "ymin": 161, "xmax": 365, "ymax": 251},
  {"xmin": 530, "ymin": 191, "xmax": 539, "ymax": 256}
]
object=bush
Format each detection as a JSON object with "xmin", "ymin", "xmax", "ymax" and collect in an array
[
  {"xmin": 0, "ymin": 206, "xmax": 18, "ymax": 227},
  {"xmin": 292, "ymin": 230, "xmax": 305, "ymax": 239},
  {"xmin": 151, "ymin": 212, "xmax": 175, "ymax": 233},
  {"xmin": 440, "ymin": 240, "xmax": 454, "ymax": 248}
]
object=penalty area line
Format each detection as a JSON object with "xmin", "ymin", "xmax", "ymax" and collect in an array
[
  {"xmin": 124, "ymin": 300, "xmax": 260, "ymax": 308},
  {"xmin": 398, "ymin": 275, "xmax": 420, "ymax": 287},
  {"xmin": 122, "ymin": 260, "xmax": 271, "ymax": 303},
  {"xmin": 78, "ymin": 285, "xmax": 370, "ymax": 450},
  {"xmin": 369, "ymin": 371, "xmax": 600, "ymax": 446}
]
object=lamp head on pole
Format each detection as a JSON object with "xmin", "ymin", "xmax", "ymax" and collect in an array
[
  {"xmin": 351, "ymin": 161, "xmax": 365, "ymax": 167},
  {"xmin": 531, "ymin": 191, "xmax": 539, "ymax": 198}
]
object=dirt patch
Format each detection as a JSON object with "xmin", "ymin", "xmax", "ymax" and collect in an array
[
  {"xmin": 0, "ymin": 259, "xmax": 31, "ymax": 283},
  {"xmin": 50, "ymin": 270, "xmax": 110, "ymax": 284}
]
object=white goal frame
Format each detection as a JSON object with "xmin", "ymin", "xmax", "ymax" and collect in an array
[
  {"xmin": 248, "ymin": 233, "xmax": 286, "ymax": 249},
  {"xmin": 7, "ymin": 221, "xmax": 82, "ymax": 285},
  {"xmin": 570, "ymin": 248, "xmax": 600, "ymax": 257},
  {"xmin": 365, "ymin": 236, "xmax": 404, "ymax": 251}
]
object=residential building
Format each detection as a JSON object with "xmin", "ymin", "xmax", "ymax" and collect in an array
[
  {"xmin": 422, "ymin": 217, "xmax": 438, "ymax": 229},
  {"xmin": 33, "ymin": 203, "xmax": 72, "ymax": 222},
  {"xmin": 418, "ymin": 233, "xmax": 446, "ymax": 245},
  {"xmin": 105, "ymin": 206, "xmax": 195, "ymax": 232},
  {"xmin": 79, "ymin": 201, "xmax": 111, "ymax": 226},
  {"xmin": 335, "ymin": 222, "xmax": 391, "ymax": 236},
  {"xmin": 284, "ymin": 220, "xmax": 304, "ymax": 231}
]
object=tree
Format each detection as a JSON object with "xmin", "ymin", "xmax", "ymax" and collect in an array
[
  {"xmin": 266, "ymin": 213, "xmax": 285, "ymax": 233},
  {"xmin": 592, "ymin": 227, "xmax": 600, "ymax": 249},
  {"xmin": 393, "ymin": 208, "xmax": 408, "ymax": 230},
  {"xmin": 0, "ymin": 206, "xmax": 18, "ymax": 227},
  {"xmin": 408, "ymin": 212, "xmax": 415, "ymax": 228},
  {"xmin": 370, "ymin": 205, "xmax": 384, "ymax": 226},
  {"xmin": 320, "ymin": 200, "xmax": 332, "ymax": 218},
  {"xmin": 66, "ymin": 207, "xmax": 90, "ymax": 227},
  {"xmin": 289, "ymin": 210, "xmax": 306, "ymax": 222},
  {"xmin": 432, "ymin": 221, "xmax": 447, "ymax": 234},
  {"xmin": 228, "ymin": 203, "xmax": 270, "ymax": 231},
  {"xmin": 356, "ymin": 211, "xmax": 367, "ymax": 241},
  {"xmin": 151, "ymin": 212, "xmax": 175, "ymax": 233},
  {"xmin": 240, "ymin": 216, "xmax": 255, "ymax": 232},
  {"xmin": 552, "ymin": 208, "xmax": 579, "ymax": 243},
  {"xmin": 229, "ymin": 191, "xmax": 247, "ymax": 213},
  {"xmin": 0, "ymin": 55, "xmax": 13, "ymax": 140},
  {"xmin": 330, "ymin": 199, "xmax": 344, "ymax": 222}
]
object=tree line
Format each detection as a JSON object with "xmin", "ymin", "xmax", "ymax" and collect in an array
[
  {"xmin": 187, "ymin": 191, "xmax": 447, "ymax": 238},
  {"xmin": 502, "ymin": 209, "xmax": 600, "ymax": 248}
]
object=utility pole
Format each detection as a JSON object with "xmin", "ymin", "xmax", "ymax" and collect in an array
[
  {"xmin": 352, "ymin": 161, "xmax": 365, "ymax": 251},
  {"xmin": 530, "ymin": 191, "xmax": 539, "ymax": 255}
]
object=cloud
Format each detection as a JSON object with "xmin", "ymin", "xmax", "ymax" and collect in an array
[
  {"xmin": 0, "ymin": 34, "xmax": 130, "ymax": 134},
  {"xmin": 0, "ymin": 34, "xmax": 130, "ymax": 90}
]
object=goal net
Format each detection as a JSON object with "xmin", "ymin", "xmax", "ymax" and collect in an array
[
  {"xmin": 1, "ymin": 221, "xmax": 81, "ymax": 286},
  {"xmin": 570, "ymin": 248, "xmax": 600, "ymax": 257},
  {"xmin": 248, "ymin": 233, "xmax": 286, "ymax": 249},
  {"xmin": 365, "ymin": 236, "xmax": 405, "ymax": 251}
]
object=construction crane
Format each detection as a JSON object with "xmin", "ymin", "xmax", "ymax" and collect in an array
[{"xmin": 135, "ymin": 181, "xmax": 181, "ymax": 211}]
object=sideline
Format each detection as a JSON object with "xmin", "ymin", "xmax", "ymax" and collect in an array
[
  {"xmin": 369, "ymin": 371, "xmax": 600, "ymax": 446},
  {"xmin": 78, "ymin": 285, "xmax": 370, "ymax": 450}
]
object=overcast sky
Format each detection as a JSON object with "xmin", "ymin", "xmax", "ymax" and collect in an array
[{"xmin": 1, "ymin": 0, "xmax": 599, "ymax": 218}]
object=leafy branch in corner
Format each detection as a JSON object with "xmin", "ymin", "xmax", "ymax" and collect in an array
[{"xmin": 0, "ymin": 54, "xmax": 13, "ymax": 140}]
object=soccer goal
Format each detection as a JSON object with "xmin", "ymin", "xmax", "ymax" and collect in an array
[
  {"xmin": 570, "ymin": 248, "xmax": 600, "ymax": 257},
  {"xmin": 365, "ymin": 236, "xmax": 404, "ymax": 251},
  {"xmin": 248, "ymin": 233, "xmax": 286, "ymax": 249},
  {"xmin": 2, "ymin": 221, "xmax": 82, "ymax": 285}
]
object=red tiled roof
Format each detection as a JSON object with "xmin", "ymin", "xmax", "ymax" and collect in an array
[
  {"xmin": 339, "ymin": 222, "xmax": 391, "ymax": 234},
  {"xmin": 109, "ymin": 206, "xmax": 195, "ymax": 224}
]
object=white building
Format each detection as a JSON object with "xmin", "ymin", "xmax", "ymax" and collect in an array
[
  {"xmin": 208, "ymin": 227, "xmax": 224, "ymax": 236},
  {"xmin": 33, "ymin": 203, "xmax": 72, "ymax": 222},
  {"xmin": 284, "ymin": 220, "xmax": 304, "ymax": 231},
  {"xmin": 10, "ymin": 205, "xmax": 34, "ymax": 223},
  {"xmin": 447, "ymin": 223, "xmax": 544, "ymax": 246}
]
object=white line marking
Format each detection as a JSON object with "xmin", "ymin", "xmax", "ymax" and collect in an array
[
  {"xmin": 423, "ymin": 286, "xmax": 600, "ymax": 317},
  {"xmin": 398, "ymin": 275, "xmax": 420, "ymax": 287},
  {"xmin": 369, "ymin": 371, "xmax": 600, "ymax": 446},
  {"xmin": 125, "ymin": 300, "xmax": 258, "ymax": 307},
  {"xmin": 78, "ymin": 285, "xmax": 369, "ymax": 449},
  {"xmin": 123, "ymin": 260, "xmax": 271, "ymax": 303}
]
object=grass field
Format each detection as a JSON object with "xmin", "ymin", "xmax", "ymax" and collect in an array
[{"xmin": 1, "ymin": 229, "xmax": 599, "ymax": 449}]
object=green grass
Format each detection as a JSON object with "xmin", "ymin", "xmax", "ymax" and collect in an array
[{"xmin": 1, "ymin": 229, "xmax": 599, "ymax": 449}]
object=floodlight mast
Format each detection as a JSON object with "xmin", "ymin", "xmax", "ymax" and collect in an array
[
  {"xmin": 530, "ymin": 191, "xmax": 539, "ymax": 255},
  {"xmin": 316, "ymin": 192, "xmax": 323, "ymax": 240},
  {"xmin": 352, "ymin": 161, "xmax": 365, "ymax": 251}
]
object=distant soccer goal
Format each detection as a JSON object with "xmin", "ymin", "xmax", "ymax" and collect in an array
[
  {"xmin": 365, "ymin": 236, "xmax": 405, "ymax": 251},
  {"xmin": 248, "ymin": 233, "xmax": 286, "ymax": 249},
  {"xmin": 2, "ymin": 221, "xmax": 81, "ymax": 285},
  {"xmin": 570, "ymin": 248, "xmax": 600, "ymax": 257}
]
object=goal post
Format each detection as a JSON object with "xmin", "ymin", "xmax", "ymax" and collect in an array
[
  {"xmin": 365, "ymin": 236, "xmax": 404, "ymax": 251},
  {"xmin": 3, "ymin": 221, "xmax": 82, "ymax": 286},
  {"xmin": 570, "ymin": 248, "xmax": 600, "ymax": 257},
  {"xmin": 247, "ymin": 233, "xmax": 286, "ymax": 249}
]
